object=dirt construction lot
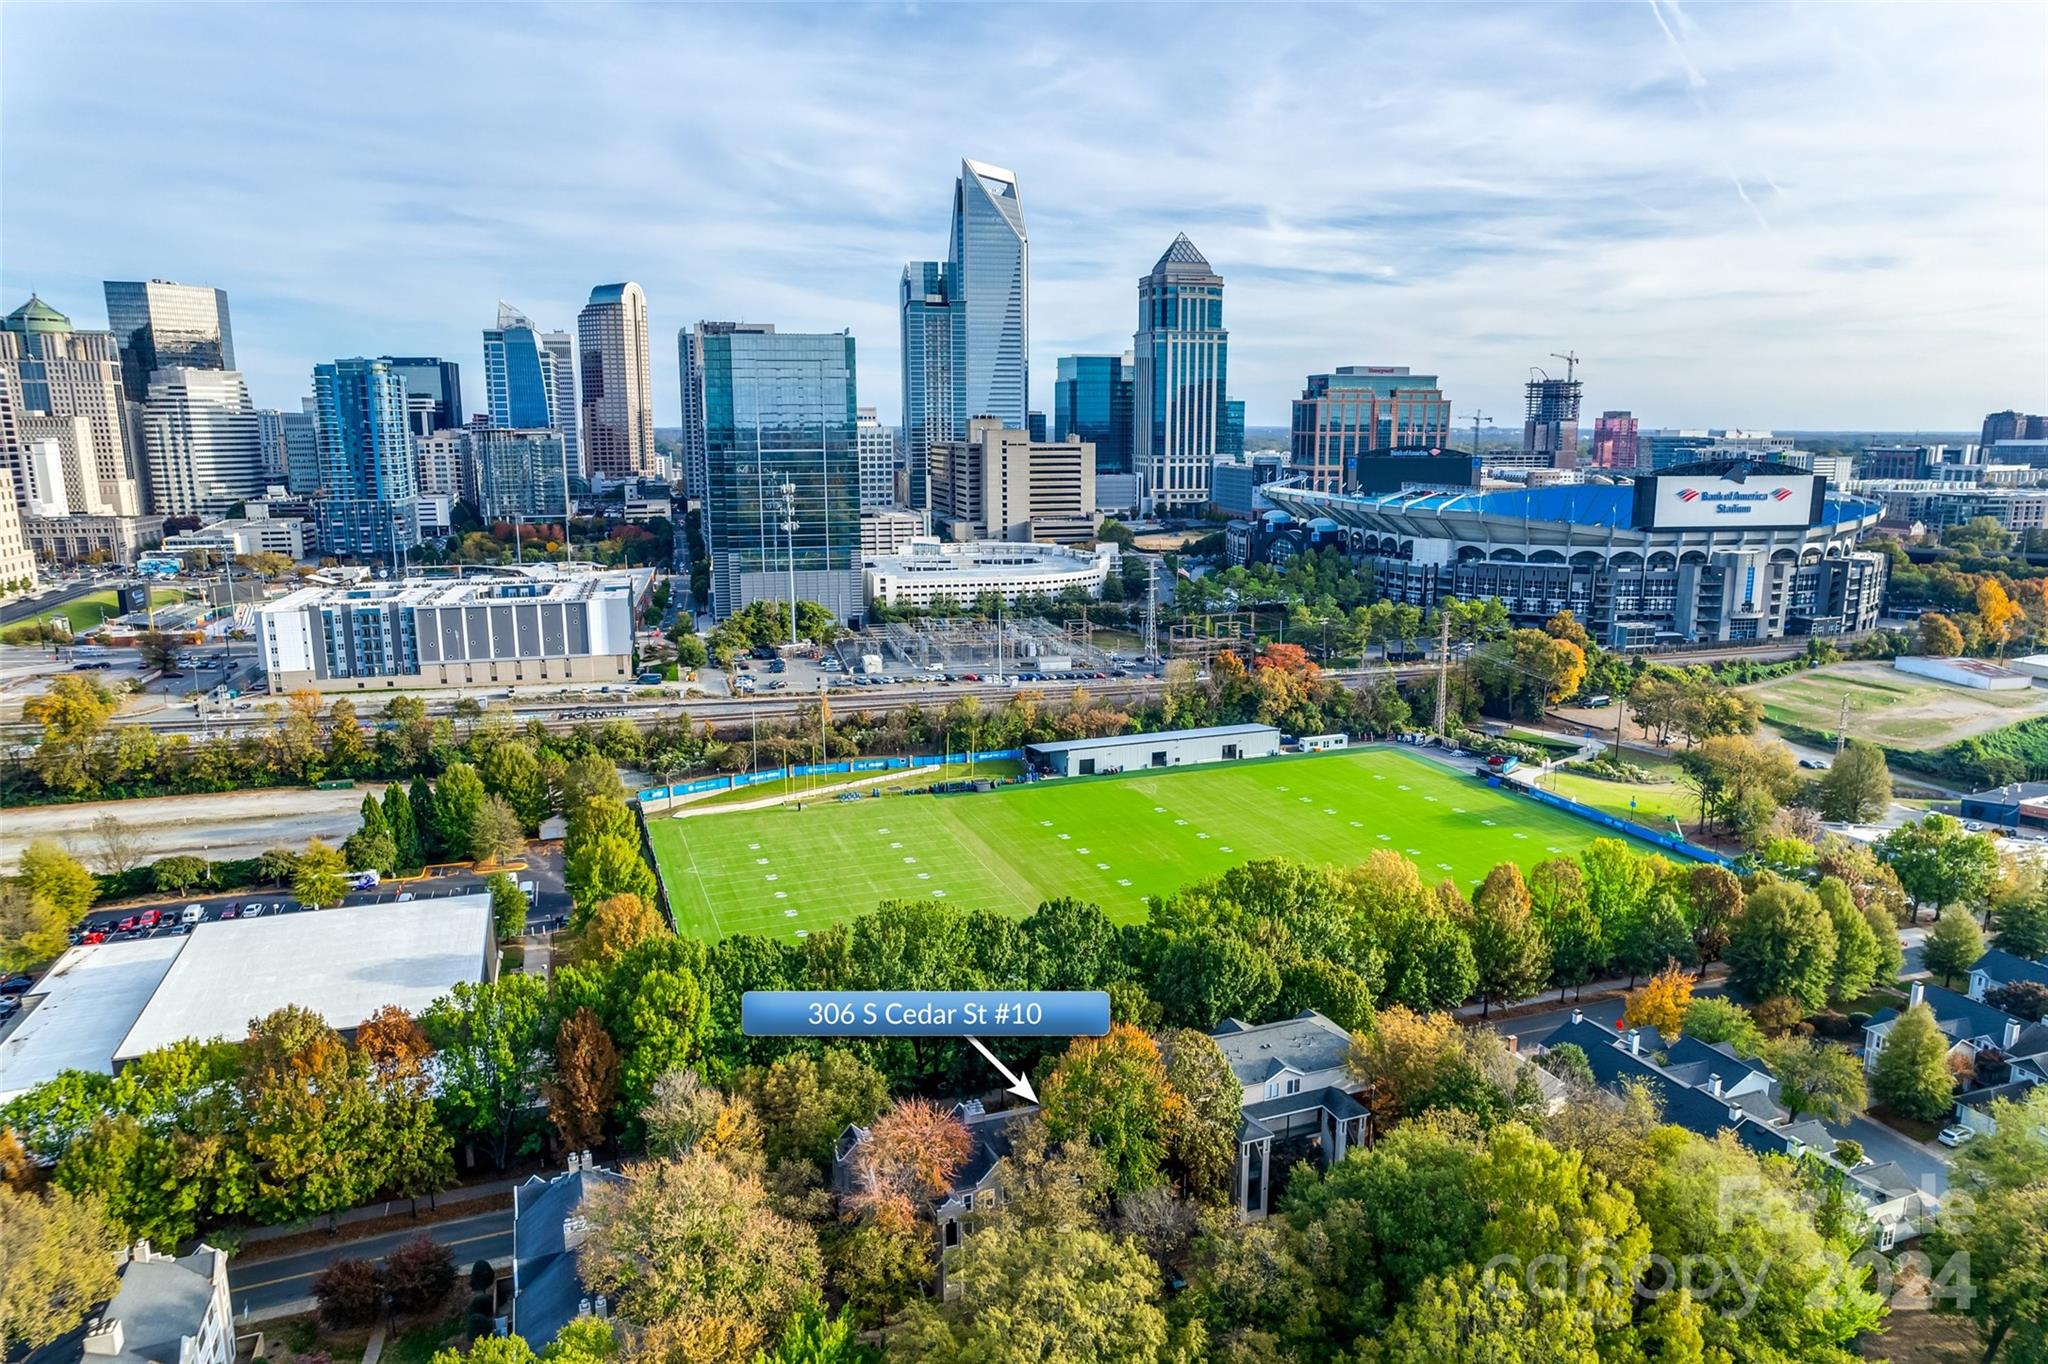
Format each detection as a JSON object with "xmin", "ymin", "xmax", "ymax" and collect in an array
[
  {"xmin": 1743, "ymin": 660, "xmax": 2048, "ymax": 749},
  {"xmin": 0, "ymin": 785, "xmax": 367, "ymax": 874}
]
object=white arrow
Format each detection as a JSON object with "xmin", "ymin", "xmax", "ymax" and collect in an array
[{"xmin": 966, "ymin": 1035, "xmax": 1038, "ymax": 1104}]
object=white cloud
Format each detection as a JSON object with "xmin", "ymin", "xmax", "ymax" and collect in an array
[{"xmin": 2, "ymin": 1, "xmax": 2040, "ymax": 430}]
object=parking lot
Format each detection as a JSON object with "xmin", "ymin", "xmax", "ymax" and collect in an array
[{"xmin": 721, "ymin": 644, "xmax": 1161, "ymax": 700}]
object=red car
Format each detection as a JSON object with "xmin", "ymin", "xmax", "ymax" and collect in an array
[
  {"xmin": 116, "ymin": 916, "xmax": 139, "ymax": 933},
  {"xmin": 136, "ymin": 910, "xmax": 162, "ymax": 930},
  {"xmin": 219, "ymin": 906, "xmax": 239, "ymax": 920},
  {"xmin": 80, "ymin": 930, "xmax": 105, "ymax": 945}
]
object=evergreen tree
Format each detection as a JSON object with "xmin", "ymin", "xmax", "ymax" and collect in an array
[
  {"xmin": 433, "ymin": 763, "xmax": 487, "ymax": 864},
  {"xmin": 341, "ymin": 793, "xmax": 397, "ymax": 877},
  {"xmin": 410, "ymin": 774, "xmax": 440, "ymax": 862},
  {"xmin": 384, "ymin": 783, "xmax": 423, "ymax": 875}
]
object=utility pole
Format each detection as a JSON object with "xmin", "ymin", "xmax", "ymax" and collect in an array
[
  {"xmin": 1459, "ymin": 410, "xmax": 1490, "ymax": 459},
  {"xmin": 1142, "ymin": 557, "xmax": 1159, "ymax": 663},
  {"xmin": 1433, "ymin": 607, "xmax": 1451, "ymax": 738},
  {"xmin": 779, "ymin": 480, "xmax": 799, "ymax": 648}
]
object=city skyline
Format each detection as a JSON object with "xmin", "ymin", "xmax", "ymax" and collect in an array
[{"xmin": 2, "ymin": 3, "xmax": 2042, "ymax": 432}]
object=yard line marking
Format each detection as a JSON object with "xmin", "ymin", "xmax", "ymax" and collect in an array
[
  {"xmin": 784, "ymin": 908, "xmax": 796, "ymax": 916},
  {"xmin": 765, "ymin": 873, "xmax": 779, "ymax": 881},
  {"xmin": 1405, "ymin": 848, "xmax": 1422, "ymax": 855},
  {"xmin": 1096, "ymin": 862, "xmax": 1110, "ymax": 870}
]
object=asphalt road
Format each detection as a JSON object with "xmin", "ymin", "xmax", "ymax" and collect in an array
[{"xmin": 228, "ymin": 1205, "xmax": 513, "ymax": 1315}]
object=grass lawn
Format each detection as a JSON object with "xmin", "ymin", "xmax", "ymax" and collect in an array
[
  {"xmin": 28, "ymin": 586, "xmax": 188, "ymax": 634},
  {"xmin": 649, "ymin": 745, "xmax": 1662, "ymax": 942},
  {"xmin": 1744, "ymin": 661, "xmax": 2048, "ymax": 749},
  {"xmin": 676, "ymin": 760, "xmax": 1022, "ymax": 811},
  {"xmin": 1540, "ymin": 752, "xmax": 1696, "ymax": 832}
]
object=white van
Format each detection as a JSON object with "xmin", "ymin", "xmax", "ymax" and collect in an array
[{"xmin": 181, "ymin": 904, "xmax": 204, "ymax": 925}]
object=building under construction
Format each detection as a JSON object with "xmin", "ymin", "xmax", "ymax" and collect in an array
[
  {"xmin": 832, "ymin": 616, "xmax": 1124, "ymax": 676},
  {"xmin": 1508, "ymin": 352, "xmax": 1582, "ymax": 470}
]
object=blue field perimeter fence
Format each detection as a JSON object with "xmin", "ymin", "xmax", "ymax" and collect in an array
[
  {"xmin": 637, "ymin": 750, "xmax": 1025, "ymax": 805},
  {"xmin": 1492, "ymin": 777, "xmax": 1733, "ymax": 867}
]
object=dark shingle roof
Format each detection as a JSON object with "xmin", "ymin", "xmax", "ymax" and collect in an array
[
  {"xmin": 1971, "ymin": 949, "xmax": 2048, "ymax": 990},
  {"xmin": 513, "ymin": 1165, "xmax": 626, "ymax": 1350},
  {"xmin": 1208, "ymin": 1010, "xmax": 1353, "ymax": 1087}
]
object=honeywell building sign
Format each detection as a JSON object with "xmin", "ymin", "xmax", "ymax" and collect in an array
[{"xmin": 1631, "ymin": 470, "xmax": 1825, "ymax": 531}]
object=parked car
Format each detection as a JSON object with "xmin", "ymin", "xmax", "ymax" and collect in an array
[
  {"xmin": 0, "ymin": 974, "xmax": 35, "ymax": 996},
  {"xmin": 1798, "ymin": 758, "xmax": 1829, "ymax": 770},
  {"xmin": 116, "ymin": 915, "xmax": 139, "ymax": 933},
  {"xmin": 1937, "ymin": 1125, "xmax": 1976, "ymax": 1148},
  {"xmin": 219, "ymin": 906, "xmax": 239, "ymax": 920},
  {"xmin": 241, "ymin": 904, "xmax": 263, "ymax": 918}
]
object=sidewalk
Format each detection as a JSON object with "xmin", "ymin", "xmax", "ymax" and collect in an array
[
  {"xmin": 1454, "ymin": 962, "xmax": 1733, "ymax": 1024},
  {"xmin": 238, "ymin": 1176, "xmax": 519, "ymax": 1251}
]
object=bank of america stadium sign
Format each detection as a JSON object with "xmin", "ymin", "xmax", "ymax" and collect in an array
[{"xmin": 1678, "ymin": 486, "xmax": 1795, "ymax": 506}]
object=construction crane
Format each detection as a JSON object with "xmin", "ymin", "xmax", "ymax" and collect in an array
[
  {"xmin": 1458, "ymin": 410, "xmax": 1489, "ymax": 458},
  {"xmin": 1549, "ymin": 350, "xmax": 1581, "ymax": 382}
]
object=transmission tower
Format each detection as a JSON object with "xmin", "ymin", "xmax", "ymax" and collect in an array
[
  {"xmin": 1142, "ymin": 557, "xmax": 1159, "ymax": 662},
  {"xmin": 1433, "ymin": 607, "xmax": 1451, "ymax": 737}
]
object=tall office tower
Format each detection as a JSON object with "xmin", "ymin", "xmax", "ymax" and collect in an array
[
  {"xmin": 255, "ymin": 408, "xmax": 289, "ymax": 480},
  {"xmin": 676, "ymin": 328, "xmax": 707, "ymax": 501},
  {"xmin": 1027, "ymin": 411, "xmax": 1047, "ymax": 442},
  {"xmin": 0, "ymin": 470, "xmax": 35, "ymax": 595},
  {"xmin": 950, "ymin": 159, "xmax": 1029, "ymax": 430},
  {"xmin": 1519, "ymin": 365, "xmax": 1583, "ymax": 469},
  {"xmin": 899, "ymin": 259, "xmax": 955, "ymax": 507},
  {"xmin": 577, "ymin": 282, "xmax": 655, "ymax": 480},
  {"xmin": 1983, "ymin": 410, "xmax": 2048, "ymax": 444},
  {"xmin": 312, "ymin": 358, "xmax": 420, "ymax": 560},
  {"xmin": 142, "ymin": 368, "xmax": 264, "ymax": 518},
  {"xmin": 542, "ymin": 328, "xmax": 577, "ymax": 470},
  {"xmin": 379, "ymin": 356, "xmax": 463, "ymax": 432},
  {"xmin": 700, "ymin": 327, "xmax": 859, "ymax": 621},
  {"xmin": 927, "ymin": 417, "xmax": 1095, "ymax": 544},
  {"xmin": 1220, "ymin": 399, "xmax": 1246, "ymax": 458},
  {"xmin": 1133, "ymin": 234, "xmax": 1228, "ymax": 511},
  {"xmin": 415, "ymin": 427, "xmax": 473, "ymax": 502},
  {"xmin": 856, "ymin": 407, "xmax": 898, "ymax": 510},
  {"xmin": 1590, "ymin": 411, "xmax": 1638, "ymax": 470},
  {"xmin": 0, "ymin": 295, "xmax": 144, "ymax": 516},
  {"xmin": 1052, "ymin": 353, "xmax": 1134, "ymax": 475},
  {"xmin": 483, "ymin": 303, "xmax": 580, "ymax": 471},
  {"xmin": 103, "ymin": 280, "xmax": 235, "ymax": 403},
  {"xmin": 282, "ymin": 401, "xmax": 320, "ymax": 494},
  {"xmin": 472, "ymin": 425, "xmax": 568, "ymax": 520},
  {"xmin": 1288, "ymin": 367, "xmax": 1452, "ymax": 493}
]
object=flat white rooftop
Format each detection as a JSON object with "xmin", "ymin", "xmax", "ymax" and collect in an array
[
  {"xmin": 0, "ymin": 937, "xmax": 182, "ymax": 1102},
  {"xmin": 111, "ymin": 896, "xmax": 493, "ymax": 1063}
]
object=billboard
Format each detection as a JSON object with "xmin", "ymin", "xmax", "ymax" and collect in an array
[{"xmin": 1631, "ymin": 471, "xmax": 1823, "ymax": 530}]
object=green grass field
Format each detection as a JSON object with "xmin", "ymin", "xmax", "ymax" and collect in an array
[
  {"xmin": 1743, "ymin": 661, "xmax": 2048, "ymax": 749},
  {"xmin": 1540, "ymin": 750, "xmax": 1695, "ymax": 830},
  {"xmin": 649, "ymin": 746, "xmax": 1655, "ymax": 942},
  {"xmin": 676, "ymin": 760, "xmax": 1023, "ymax": 810},
  {"xmin": 26, "ymin": 587, "xmax": 188, "ymax": 634}
]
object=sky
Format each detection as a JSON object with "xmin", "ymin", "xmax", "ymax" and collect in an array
[{"xmin": 3, "ymin": 2, "xmax": 2044, "ymax": 433}]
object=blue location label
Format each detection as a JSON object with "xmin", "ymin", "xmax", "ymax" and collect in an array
[{"xmin": 742, "ymin": 990, "xmax": 1111, "ymax": 1038}]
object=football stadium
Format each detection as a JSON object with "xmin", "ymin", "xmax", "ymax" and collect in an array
[{"xmin": 647, "ymin": 745, "xmax": 1660, "ymax": 942}]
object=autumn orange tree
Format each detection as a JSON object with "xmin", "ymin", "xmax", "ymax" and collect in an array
[
  {"xmin": 846, "ymin": 1098, "xmax": 973, "ymax": 1231},
  {"xmin": 1977, "ymin": 579, "xmax": 2024, "ymax": 656},
  {"xmin": 1040, "ymin": 1024, "xmax": 1185, "ymax": 1194},
  {"xmin": 1622, "ymin": 964, "xmax": 1695, "ymax": 1038},
  {"xmin": 547, "ymin": 1008, "xmax": 621, "ymax": 1152}
]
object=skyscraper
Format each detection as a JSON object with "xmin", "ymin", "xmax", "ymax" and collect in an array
[
  {"xmin": 1133, "ymin": 234, "xmax": 1228, "ymax": 511},
  {"xmin": 1590, "ymin": 411, "xmax": 1639, "ymax": 470},
  {"xmin": 313, "ymin": 358, "xmax": 419, "ymax": 560},
  {"xmin": 1519, "ymin": 364, "xmax": 1583, "ymax": 469},
  {"xmin": 1, "ymin": 295, "xmax": 144, "ymax": 517},
  {"xmin": 899, "ymin": 259, "xmax": 955, "ymax": 506},
  {"xmin": 379, "ymin": 356, "xmax": 464, "ymax": 432},
  {"xmin": 282, "ymin": 401, "xmax": 320, "ymax": 495},
  {"xmin": 103, "ymin": 280, "xmax": 235, "ymax": 403},
  {"xmin": 677, "ymin": 327, "xmax": 707, "ymax": 502},
  {"xmin": 1983, "ymin": 410, "xmax": 2048, "ymax": 444},
  {"xmin": 1052, "ymin": 354, "xmax": 1134, "ymax": 476},
  {"xmin": 700, "ymin": 327, "xmax": 859, "ymax": 622},
  {"xmin": 950, "ymin": 159, "xmax": 1029, "ymax": 430},
  {"xmin": 577, "ymin": 282, "xmax": 655, "ymax": 480},
  {"xmin": 856, "ymin": 407, "xmax": 897, "ymax": 510},
  {"xmin": 142, "ymin": 368, "xmax": 264, "ymax": 518},
  {"xmin": 1288, "ymin": 367, "xmax": 1452, "ymax": 493},
  {"xmin": 483, "ymin": 303, "xmax": 580, "ymax": 472},
  {"xmin": 1220, "ymin": 399, "xmax": 1246, "ymax": 459},
  {"xmin": 255, "ymin": 408, "xmax": 289, "ymax": 481},
  {"xmin": 472, "ymin": 426, "xmax": 568, "ymax": 520}
]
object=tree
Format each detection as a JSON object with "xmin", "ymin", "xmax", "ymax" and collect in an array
[
  {"xmin": 742, "ymin": 1048, "xmax": 890, "ymax": 1173},
  {"xmin": 384, "ymin": 783, "xmax": 424, "ymax": 874},
  {"xmin": 0, "ymin": 884, "xmax": 68, "ymax": 975},
  {"xmin": 0, "ymin": 1185, "xmax": 121, "ymax": 1357},
  {"xmin": 1883, "ymin": 814, "xmax": 2000, "ymax": 915},
  {"xmin": 1623, "ymin": 963, "xmax": 1695, "ymax": 1037},
  {"xmin": 1870, "ymin": 1003, "xmax": 1956, "ymax": 1121},
  {"xmin": 468, "ymin": 794, "xmax": 526, "ymax": 868},
  {"xmin": 410, "ymin": 774, "xmax": 441, "ymax": 861},
  {"xmin": 568, "ymin": 834, "xmax": 658, "ymax": 917},
  {"xmin": 151, "ymin": 854, "xmax": 210, "ymax": 896},
  {"xmin": 888, "ymin": 1226, "xmax": 1178, "ymax": 1364},
  {"xmin": 1992, "ymin": 893, "xmax": 2048, "ymax": 957},
  {"xmin": 487, "ymin": 871, "xmax": 530, "ymax": 941},
  {"xmin": 579, "ymin": 1151, "xmax": 822, "ymax": 1356},
  {"xmin": 1815, "ymin": 741, "xmax": 1892, "ymax": 822},
  {"xmin": 1726, "ymin": 881, "xmax": 1838, "ymax": 1013},
  {"xmin": 1149, "ymin": 932, "xmax": 1279, "ymax": 1029},
  {"xmin": 16, "ymin": 840, "xmax": 98, "ymax": 921},
  {"xmin": 1158, "ymin": 1028, "xmax": 1241, "ymax": 1207},
  {"xmin": 1985, "ymin": 979, "xmax": 2048, "ymax": 1021},
  {"xmin": 343, "ymin": 791, "xmax": 398, "ymax": 876},
  {"xmin": 1039, "ymin": 1025, "xmax": 1180, "ymax": 1194},
  {"xmin": 88, "ymin": 812, "xmax": 145, "ymax": 877},
  {"xmin": 479, "ymin": 743, "xmax": 548, "ymax": 833},
  {"xmin": 434, "ymin": 1338, "xmax": 537, "ymax": 1364},
  {"xmin": 1923, "ymin": 905, "xmax": 1987, "ymax": 989},
  {"xmin": 752, "ymin": 1300, "xmax": 878, "ymax": 1364},
  {"xmin": 574, "ymin": 894, "xmax": 664, "ymax": 966},
  {"xmin": 1465, "ymin": 863, "xmax": 1549, "ymax": 1017},
  {"xmin": 1978, "ymin": 578, "xmax": 2026, "ymax": 655},
  {"xmin": 1917, "ymin": 612, "xmax": 1965, "ymax": 657},
  {"xmin": 434, "ymin": 763, "xmax": 489, "ymax": 861},
  {"xmin": 1761, "ymin": 1035, "xmax": 1866, "ymax": 1122},
  {"xmin": 1924, "ymin": 1086, "xmax": 2048, "ymax": 1364},
  {"xmin": 22, "ymin": 676, "xmax": 118, "ymax": 797},
  {"xmin": 292, "ymin": 837, "xmax": 349, "ymax": 909},
  {"xmin": 255, "ymin": 844, "xmax": 300, "ymax": 887},
  {"xmin": 420, "ymin": 975, "xmax": 551, "ymax": 1167},
  {"xmin": 1375, "ymin": 1264, "xmax": 1601, "ymax": 1364},
  {"xmin": 385, "ymin": 1233, "xmax": 457, "ymax": 1314},
  {"xmin": 357, "ymin": 1004, "xmax": 435, "ymax": 1085},
  {"xmin": 546, "ymin": 1009, "xmax": 621, "ymax": 1153},
  {"xmin": 313, "ymin": 1256, "xmax": 386, "ymax": 1328},
  {"xmin": 1347, "ymin": 1005, "xmax": 1524, "ymax": 1130},
  {"xmin": 844, "ymin": 1098, "xmax": 972, "ymax": 1230}
]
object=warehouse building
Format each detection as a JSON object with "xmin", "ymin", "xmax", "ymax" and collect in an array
[
  {"xmin": 1250, "ymin": 460, "xmax": 1886, "ymax": 648},
  {"xmin": 864, "ymin": 538, "xmax": 1115, "ymax": 610},
  {"xmin": 0, "ymin": 898, "xmax": 494, "ymax": 1100},
  {"xmin": 1025, "ymin": 723, "xmax": 1280, "ymax": 777},
  {"xmin": 256, "ymin": 567, "xmax": 639, "ymax": 692}
]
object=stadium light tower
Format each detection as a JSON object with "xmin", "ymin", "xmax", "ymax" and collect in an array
[{"xmin": 779, "ymin": 480, "xmax": 799, "ymax": 647}]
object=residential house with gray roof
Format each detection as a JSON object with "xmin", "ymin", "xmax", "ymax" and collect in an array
[{"xmin": 510, "ymin": 1153, "xmax": 626, "ymax": 1349}]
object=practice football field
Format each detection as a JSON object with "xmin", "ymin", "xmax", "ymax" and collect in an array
[{"xmin": 648, "ymin": 746, "xmax": 1646, "ymax": 942}]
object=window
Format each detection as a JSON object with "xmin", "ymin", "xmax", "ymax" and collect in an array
[
  {"xmin": 1265, "ymin": 1081, "xmax": 1278, "ymax": 1099},
  {"xmin": 1286, "ymin": 1078, "xmax": 1301, "ymax": 1096}
]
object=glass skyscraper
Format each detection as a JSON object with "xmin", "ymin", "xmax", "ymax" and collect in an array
[
  {"xmin": 379, "ymin": 356, "xmax": 464, "ymax": 432},
  {"xmin": 1288, "ymin": 367, "xmax": 1452, "ymax": 493},
  {"xmin": 483, "ymin": 303, "xmax": 579, "ymax": 471},
  {"xmin": 1221, "ymin": 399, "xmax": 1246, "ymax": 458},
  {"xmin": 313, "ymin": 357, "xmax": 420, "ymax": 560},
  {"xmin": 578, "ymin": 282, "xmax": 655, "ymax": 480},
  {"xmin": 899, "ymin": 159, "xmax": 1029, "ymax": 503},
  {"xmin": 473, "ymin": 427, "xmax": 569, "ymax": 520},
  {"xmin": 701, "ymin": 328, "xmax": 860, "ymax": 622},
  {"xmin": 103, "ymin": 280, "xmax": 235, "ymax": 403},
  {"xmin": 1133, "ymin": 234, "xmax": 1227, "ymax": 511},
  {"xmin": 1052, "ymin": 353, "xmax": 1134, "ymax": 475}
]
